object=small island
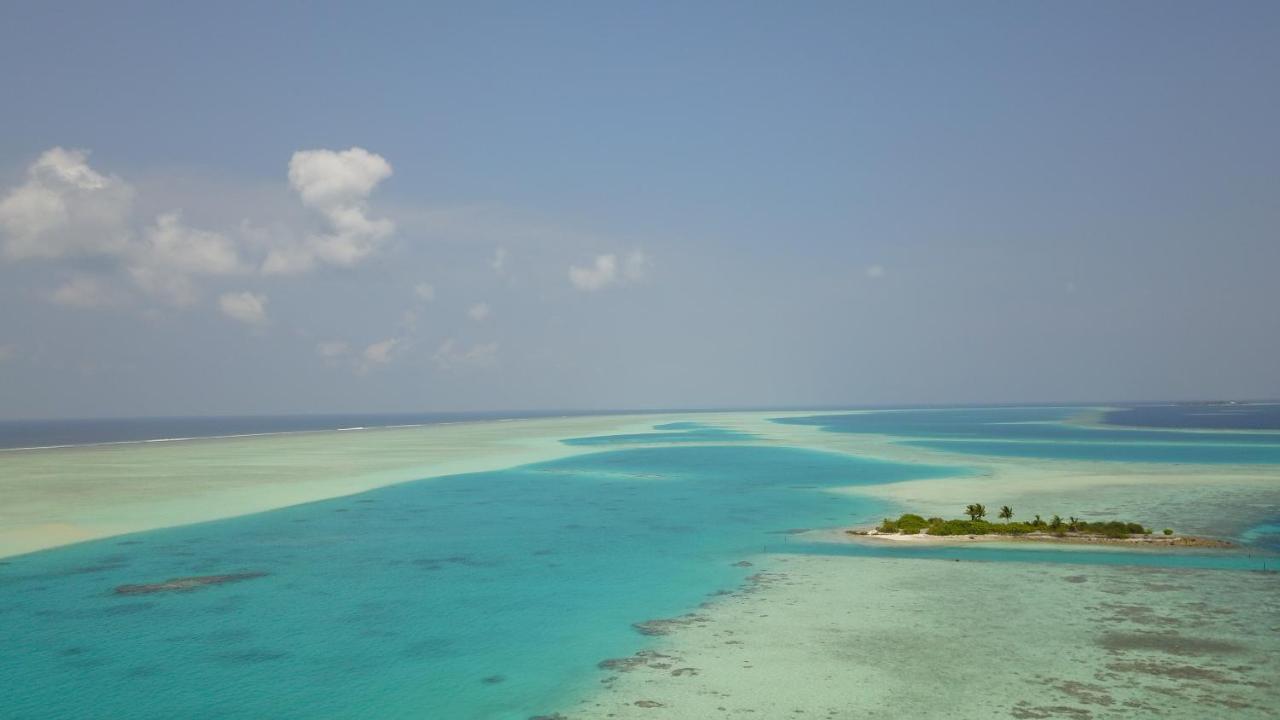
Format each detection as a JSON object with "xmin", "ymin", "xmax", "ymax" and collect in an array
[{"xmin": 848, "ymin": 504, "xmax": 1232, "ymax": 548}]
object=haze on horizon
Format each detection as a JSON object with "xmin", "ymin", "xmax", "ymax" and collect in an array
[{"xmin": 1, "ymin": 1, "xmax": 1277, "ymax": 420}]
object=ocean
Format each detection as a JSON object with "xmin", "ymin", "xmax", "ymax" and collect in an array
[{"xmin": 2, "ymin": 408, "xmax": 1278, "ymax": 718}]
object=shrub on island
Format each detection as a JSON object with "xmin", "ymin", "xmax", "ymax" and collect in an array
[{"xmin": 873, "ymin": 511, "xmax": 1154, "ymax": 539}]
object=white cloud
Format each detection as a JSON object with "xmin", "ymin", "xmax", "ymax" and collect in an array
[
  {"xmin": 432, "ymin": 338, "xmax": 499, "ymax": 370},
  {"xmin": 260, "ymin": 244, "xmax": 317, "ymax": 275},
  {"xmin": 266, "ymin": 147, "xmax": 394, "ymax": 273},
  {"xmin": 127, "ymin": 212, "xmax": 244, "ymax": 305},
  {"xmin": 467, "ymin": 302, "xmax": 491, "ymax": 321},
  {"xmin": 865, "ymin": 264, "xmax": 886, "ymax": 278},
  {"xmin": 413, "ymin": 282, "xmax": 435, "ymax": 301},
  {"xmin": 317, "ymin": 340, "xmax": 350, "ymax": 358},
  {"xmin": 140, "ymin": 213, "xmax": 242, "ymax": 275},
  {"xmin": 569, "ymin": 254, "xmax": 618, "ymax": 291},
  {"xmin": 50, "ymin": 275, "xmax": 124, "ymax": 309},
  {"xmin": 0, "ymin": 147, "xmax": 134, "ymax": 260},
  {"xmin": 492, "ymin": 246, "xmax": 508, "ymax": 274},
  {"xmin": 569, "ymin": 250, "xmax": 651, "ymax": 291},
  {"xmin": 218, "ymin": 291, "xmax": 269, "ymax": 327}
]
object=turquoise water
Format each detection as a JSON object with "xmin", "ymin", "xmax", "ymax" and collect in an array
[
  {"xmin": 560, "ymin": 421, "xmax": 755, "ymax": 446},
  {"xmin": 775, "ymin": 408, "xmax": 1280, "ymax": 463},
  {"xmin": 792, "ymin": 540, "xmax": 1277, "ymax": 571},
  {"xmin": 902, "ymin": 439, "xmax": 1280, "ymax": 464},
  {"xmin": 4, "ymin": 417, "xmax": 1277, "ymax": 719},
  {"xmin": 0, "ymin": 444, "xmax": 951, "ymax": 719}
]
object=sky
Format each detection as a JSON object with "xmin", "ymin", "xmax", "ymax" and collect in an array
[{"xmin": 1, "ymin": 1, "xmax": 1277, "ymax": 419}]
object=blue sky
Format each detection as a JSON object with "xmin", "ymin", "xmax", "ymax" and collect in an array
[{"xmin": 1, "ymin": 1, "xmax": 1277, "ymax": 418}]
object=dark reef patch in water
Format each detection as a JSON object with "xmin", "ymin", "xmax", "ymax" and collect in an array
[
  {"xmin": 113, "ymin": 572, "xmax": 267, "ymax": 595},
  {"xmin": 632, "ymin": 613, "xmax": 711, "ymax": 636},
  {"xmin": 1097, "ymin": 632, "xmax": 1246, "ymax": 656}
]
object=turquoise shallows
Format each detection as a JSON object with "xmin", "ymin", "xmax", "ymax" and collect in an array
[
  {"xmin": 560, "ymin": 421, "xmax": 755, "ymax": 446},
  {"xmin": 901, "ymin": 439, "xmax": 1280, "ymax": 464},
  {"xmin": 0, "ymin": 445, "xmax": 952, "ymax": 720}
]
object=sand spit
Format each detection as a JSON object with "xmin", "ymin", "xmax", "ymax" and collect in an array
[{"xmin": 0, "ymin": 411, "xmax": 812, "ymax": 559}]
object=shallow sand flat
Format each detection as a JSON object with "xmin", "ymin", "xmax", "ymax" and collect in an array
[
  {"xmin": 748, "ymin": 419, "xmax": 1280, "ymax": 539},
  {"xmin": 6, "ymin": 409, "xmax": 1276, "ymax": 559},
  {"xmin": 0, "ymin": 411, "xmax": 811, "ymax": 559},
  {"xmin": 574, "ymin": 554, "xmax": 1280, "ymax": 719}
]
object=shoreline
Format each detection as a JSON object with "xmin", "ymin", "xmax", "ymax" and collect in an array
[{"xmin": 841, "ymin": 527, "xmax": 1236, "ymax": 549}]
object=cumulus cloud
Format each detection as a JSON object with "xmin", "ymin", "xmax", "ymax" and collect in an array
[
  {"xmin": 492, "ymin": 247, "xmax": 508, "ymax": 275},
  {"xmin": 569, "ymin": 250, "xmax": 650, "ymax": 291},
  {"xmin": 432, "ymin": 338, "xmax": 499, "ymax": 371},
  {"xmin": 128, "ymin": 212, "xmax": 244, "ymax": 305},
  {"xmin": 865, "ymin": 264, "xmax": 886, "ymax": 278},
  {"xmin": 413, "ymin": 282, "xmax": 435, "ymax": 301},
  {"xmin": 218, "ymin": 291, "xmax": 268, "ymax": 327},
  {"xmin": 569, "ymin": 254, "xmax": 617, "ymax": 291},
  {"xmin": 467, "ymin": 302, "xmax": 491, "ymax": 321},
  {"xmin": 265, "ymin": 147, "xmax": 394, "ymax": 274},
  {"xmin": 0, "ymin": 147, "xmax": 134, "ymax": 260},
  {"xmin": 1, "ymin": 149, "xmax": 248, "ymax": 307},
  {"xmin": 50, "ymin": 275, "xmax": 125, "ymax": 309}
]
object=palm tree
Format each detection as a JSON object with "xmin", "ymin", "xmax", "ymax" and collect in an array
[
  {"xmin": 998, "ymin": 506, "xmax": 1013, "ymax": 523},
  {"xmin": 1068, "ymin": 516, "xmax": 1080, "ymax": 532},
  {"xmin": 1033, "ymin": 514, "xmax": 1043, "ymax": 527},
  {"xmin": 965, "ymin": 503, "xmax": 987, "ymax": 521},
  {"xmin": 1049, "ymin": 514, "xmax": 1062, "ymax": 530}
]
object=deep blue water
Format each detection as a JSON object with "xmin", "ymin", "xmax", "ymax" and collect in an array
[
  {"xmin": 1103, "ymin": 403, "xmax": 1280, "ymax": 430},
  {"xmin": 775, "ymin": 407, "xmax": 1280, "ymax": 463},
  {"xmin": 0, "ymin": 444, "xmax": 957, "ymax": 719}
]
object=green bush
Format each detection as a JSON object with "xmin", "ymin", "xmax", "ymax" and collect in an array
[{"xmin": 880, "ymin": 509, "xmax": 1163, "ymax": 541}]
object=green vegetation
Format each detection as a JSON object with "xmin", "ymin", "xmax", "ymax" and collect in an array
[
  {"xmin": 876, "ymin": 505, "xmax": 1157, "ymax": 538},
  {"xmin": 1163, "ymin": 528, "xmax": 1173, "ymax": 535}
]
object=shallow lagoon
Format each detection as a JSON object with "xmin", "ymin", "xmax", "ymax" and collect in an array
[
  {"xmin": 0, "ymin": 444, "xmax": 954, "ymax": 719},
  {"xmin": 3, "ymin": 410, "xmax": 1279, "ymax": 719}
]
